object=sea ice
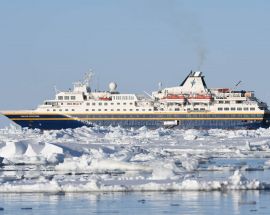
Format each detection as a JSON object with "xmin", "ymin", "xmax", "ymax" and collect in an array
[{"xmin": 0, "ymin": 125, "xmax": 270, "ymax": 192}]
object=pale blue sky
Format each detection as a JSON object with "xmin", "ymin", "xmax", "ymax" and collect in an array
[{"xmin": 1, "ymin": 0, "xmax": 270, "ymax": 127}]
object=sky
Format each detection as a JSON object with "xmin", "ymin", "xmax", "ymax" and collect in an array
[{"xmin": 0, "ymin": 0, "xmax": 270, "ymax": 127}]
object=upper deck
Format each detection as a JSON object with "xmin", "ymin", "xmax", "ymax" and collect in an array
[{"xmin": 2, "ymin": 70, "xmax": 268, "ymax": 115}]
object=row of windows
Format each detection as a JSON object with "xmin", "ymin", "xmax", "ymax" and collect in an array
[
  {"xmin": 86, "ymin": 102, "xmax": 134, "ymax": 106},
  {"xmin": 218, "ymin": 100, "xmax": 245, "ymax": 104},
  {"xmin": 46, "ymin": 107, "xmax": 257, "ymax": 112},
  {"xmin": 47, "ymin": 108, "xmax": 207, "ymax": 112},
  {"xmin": 66, "ymin": 103, "xmax": 81, "ymax": 105},
  {"xmin": 47, "ymin": 109, "xmax": 152, "ymax": 112},
  {"xmin": 48, "ymin": 109, "xmax": 75, "ymax": 112},
  {"xmin": 58, "ymin": 96, "xmax": 76, "ymax": 100},
  {"xmin": 218, "ymin": 107, "xmax": 256, "ymax": 111},
  {"xmin": 113, "ymin": 96, "xmax": 134, "ymax": 100},
  {"xmin": 86, "ymin": 109, "xmax": 152, "ymax": 112},
  {"xmin": 192, "ymin": 108, "xmax": 206, "ymax": 111},
  {"xmin": 45, "ymin": 102, "xmax": 81, "ymax": 106},
  {"xmin": 218, "ymin": 101, "xmax": 230, "ymax": 104},
  {"xmin": 161, "ymin": 108, "xmax": 206, "ymax": 111}
]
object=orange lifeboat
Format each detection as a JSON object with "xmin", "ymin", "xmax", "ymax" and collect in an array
[
  {"xmin": 165, "ymin": 94, "xmax": 185, "ymax": 99},
  {"xmin": 188, "ymin": 94, "xmax": 213, "ymax": 103},
  {"xmin": 218, "ymin": 88, "xmax": 230, "ymax": 93},
  {"xmin": 99, "ymin": 97, "xmax": 112, "ymax": 101},
  {"xmin": 162, "ymin": 94, "xmax": 186, "ymax": 103}
]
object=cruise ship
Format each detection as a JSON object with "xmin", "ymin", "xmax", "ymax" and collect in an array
[{"xmin": 1, "ymin": 71, "xmax": 270, "ymax": 130}]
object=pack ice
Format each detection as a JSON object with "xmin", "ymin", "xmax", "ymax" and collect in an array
[{"xmin": 1, "ymin": 125, "xmax": 270, "ymax": 193}]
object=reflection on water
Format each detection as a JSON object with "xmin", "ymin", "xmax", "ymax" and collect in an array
[{"xmin": 0, "ymin": 191, "xmax": 270, "ymax": 215}]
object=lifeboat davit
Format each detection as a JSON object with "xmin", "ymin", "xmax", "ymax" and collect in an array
[
  {"xmin": 161, "ymin": 94, "xmax": 186, "ymax": 103},
  {"xmin": 188, "ymin": 94, "xmax": 213, "ymax": 103}
]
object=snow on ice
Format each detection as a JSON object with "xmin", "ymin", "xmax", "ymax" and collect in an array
[{"xmin": 0, "ymin": 125, "xmax": 270, "ymax": 193}]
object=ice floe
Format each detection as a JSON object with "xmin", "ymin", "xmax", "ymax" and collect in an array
[{"xmin": 0, "ymin": 125, "xmax": 270, "ymax": 192}]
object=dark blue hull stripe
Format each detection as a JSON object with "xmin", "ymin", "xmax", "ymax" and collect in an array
[
  {"xmin": 8, "ymin": 119, "xmax": 269, "ymax": 130},
  {"xmin": 3, "ymin": 113, "xmax": 270, "ymax": 130}
]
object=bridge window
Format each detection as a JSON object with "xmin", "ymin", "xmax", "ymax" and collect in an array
[
  {"xmin": 64, "ymin": 96, "xmax": 69, "ymax": 100},
  {"xmin": 71, "ymin": 96, "xmax": 76, "ymax": 100},
  {"xmin": 58, "ymin": 96, "xmax": 63, "ymax": 100}
]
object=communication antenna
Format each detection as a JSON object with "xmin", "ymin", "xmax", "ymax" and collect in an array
[
  {"xmin": 231, "ymin": 80, "xmax": 242, "ymax": 91},
  {"xmin": 83, "ymin": 69, "xmax": 94, "ymax": 86},
  {"xmin": 143, "ymin": 91, "xmax": 154, "ymax": 99},
  {"xmin": 97, "ymin": 75, "xmax": 100, "ymax": 91},
  {"xmin": 158, "ymin": 82, "xmax": 162, "ymax": 91},
  {"xmin": 235, "ymin": 80, "xmax": 242, "ymax": 87},
  {"xmin": 54, "ymin": 85, "xmax": 60, "ymax": 94}
]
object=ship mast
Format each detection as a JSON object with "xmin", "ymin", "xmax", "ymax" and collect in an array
[{"xmin": 83, "ymin": 70, "xmax": 94, "ymax": 87}]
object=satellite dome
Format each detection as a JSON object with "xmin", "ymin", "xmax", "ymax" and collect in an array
[{"xmin": 109, "ymin": 82, "xmax": 117, "ymax": 92}]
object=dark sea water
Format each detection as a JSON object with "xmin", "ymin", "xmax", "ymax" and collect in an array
[{"xmin": 0, "ymin": 191, "xmax": 270, "ymax": 215}]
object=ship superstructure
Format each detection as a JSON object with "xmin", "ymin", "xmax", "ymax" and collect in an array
[{"xmin": 1, "ymin": 71, "xmax": 270, "ymax": 130}]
